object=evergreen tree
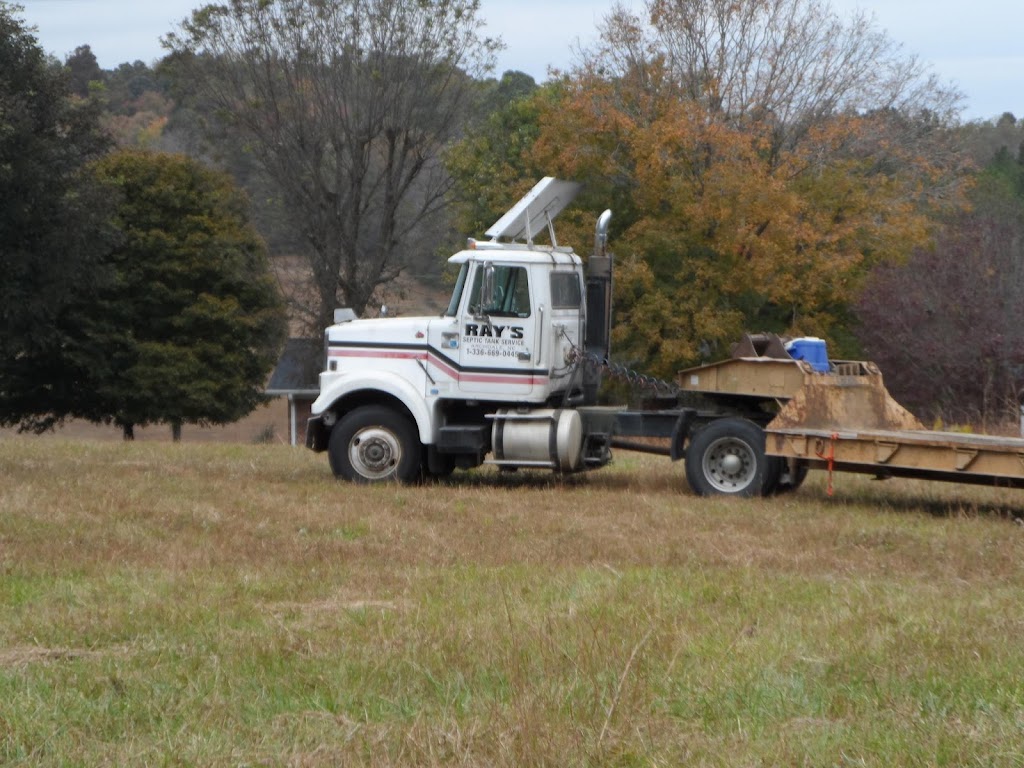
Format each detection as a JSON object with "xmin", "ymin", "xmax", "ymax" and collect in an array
[
  {"xmin": 0, "ymin": 3, "xmax": 114, "ymax": 431},
  {"xmin": 80, "ymin": 150, "xmax": 287, "ymax": 439}
]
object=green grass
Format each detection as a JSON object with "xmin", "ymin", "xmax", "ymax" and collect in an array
[{"xmin": 2, "ymin": 437, "xmax": 1024, "ymax": 765}]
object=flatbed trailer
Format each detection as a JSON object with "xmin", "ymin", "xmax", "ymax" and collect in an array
[
  {"xmin": 767, "ymin": 427, "xmax": 1024, "ymax": 490},
  {"xmin": 676, "ymin": 336, "xmax": 1024, "ymax": 495}
]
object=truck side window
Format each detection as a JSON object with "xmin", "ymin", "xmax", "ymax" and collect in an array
[
  {"xmin": 550, "ymin": 272, "xmax": 582, "ymax": 309},
  {"xmin": 470, "ymin": 265, "xmax": 531, "ymax": 318}
]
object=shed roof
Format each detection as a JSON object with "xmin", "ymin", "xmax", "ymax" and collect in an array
[{"xmin": 266, "ymin": 338, "xmax": 321, "ymax": 396}]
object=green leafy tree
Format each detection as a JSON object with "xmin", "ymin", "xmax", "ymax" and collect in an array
[
  {"xmin": 446, "ymin": 75, "xmax": 548, "ymax": 238},
  {"xmin": 64, "ymin": 44, "xmax": 103, "ymax": 97},
  {"xmin": 79, "ymin": 150, "xmax": 287, "ymax": 439},
  {"xmin": 0, "ymin": 3, "xmax": 115, "ymax": 431}
]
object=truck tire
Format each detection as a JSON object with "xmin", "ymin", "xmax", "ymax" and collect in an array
[
  {"xmin": 685, "ymin": 418, "xmax": 770, "ymax": 497},
  {"xmin": 328, "ymin": 405, "xmax": 422, "ymax": 484}
]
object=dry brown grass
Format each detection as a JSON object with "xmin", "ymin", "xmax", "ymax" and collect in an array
[{"xmin": 2, "ymin": 437, "xmax": 1024, "ymax": 765}]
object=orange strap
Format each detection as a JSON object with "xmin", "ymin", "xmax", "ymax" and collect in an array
[{"xmin": 814, "ymin": 432, "xmax": 839, "ymax": 496}]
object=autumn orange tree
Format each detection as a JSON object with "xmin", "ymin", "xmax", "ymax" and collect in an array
[{"xmin": 454, "ymin": 0, "xmax": 969, "ymax": 378}]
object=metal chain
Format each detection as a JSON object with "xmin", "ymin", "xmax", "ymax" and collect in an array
[
  {"xmin": 563, "ymin": 337, "xmax": 681, "ymax": 397},
  {"xmin": 581, "ymin": 351, "xmax": 681, "ymax": 396}
]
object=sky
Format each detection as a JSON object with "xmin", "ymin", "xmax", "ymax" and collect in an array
[{"xmin": 13, "ymin": 0, "xmax": 1024, "ymax": 122}]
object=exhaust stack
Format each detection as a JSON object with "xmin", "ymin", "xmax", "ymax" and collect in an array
[
  {"xmin": 583, "ymin": 210, "xmax": 613, "ymax": 404},
  {"xmin": 585, "ymin": 209, "xmax": 613, "ymax": 359}
]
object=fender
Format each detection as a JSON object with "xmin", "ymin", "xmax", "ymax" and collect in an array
[{"xmin": 311, "ymin": 370, "xmax": 437, "ymax": 444}]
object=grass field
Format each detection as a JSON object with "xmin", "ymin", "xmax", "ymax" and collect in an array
[{"xmin": 2, "ymin": 437, "xmax": 1024, "ymax": 766}]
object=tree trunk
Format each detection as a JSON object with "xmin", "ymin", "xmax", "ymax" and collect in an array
[
  {"xmin": 171, "ymin": 422, "xmax": 182, "ymax": 442},
  {"xmin": 122, "ymin": 423, "xmax": 135, "ymax": 441}
]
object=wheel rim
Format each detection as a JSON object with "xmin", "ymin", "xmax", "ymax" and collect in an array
[
  {"xmin": 701, "ymin": 436, "xmax": 757, "ymax": 493},
  {"xmin": 348, "ymin": 426, "xmax": 402, "ymax": 480}
]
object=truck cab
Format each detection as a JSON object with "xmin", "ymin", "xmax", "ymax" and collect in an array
[
  {"xmin": 307, "ymin": 178, "xmax": 612, "ymax": 482},
  {"xmin": 425, "ymin": 245, "xmax": 585, "ymax": 401}
]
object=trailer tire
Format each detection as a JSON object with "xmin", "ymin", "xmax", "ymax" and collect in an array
[
  {"xmin": 775, "ymin": 462, "xmax": 809, "ymax": 494},
  {"xmin": 763, "ymin": 456, "xmax": 786, "ymax": 496},
  {"xmin": 685, "ymin": 418, "xmax": 770, "ymax": 497},
  {"xmin": 328, "ymin": 405, "xmax": 422, "ymax": 484}
]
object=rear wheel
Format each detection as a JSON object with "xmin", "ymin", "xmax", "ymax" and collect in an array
[
  {"xmin": 685, "ymin": 418, "xmax": 770, "ymax": 497},
  {"xmin": 328, "ymin": 405, "xmax": 422, "ymax": 484}
]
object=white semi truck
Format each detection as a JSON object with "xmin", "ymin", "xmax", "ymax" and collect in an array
[{"xmin": 306, "ymin": 178, "xmax": 1024, "ymax": 496}]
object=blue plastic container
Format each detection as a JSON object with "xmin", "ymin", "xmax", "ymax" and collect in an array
[{"xmin": 786, "ymin": 337, "xmax": 829, "ymax": 372}]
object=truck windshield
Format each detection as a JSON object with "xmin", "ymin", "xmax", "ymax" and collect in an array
[{"xmin": 445, "ymin": 263, "xmax": 469, "ymax": 317}]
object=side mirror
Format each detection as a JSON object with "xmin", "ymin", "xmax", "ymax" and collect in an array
[
  {"xmin": 480, "ymin": 264, "xmax": 495, "ymax": 310},
  {"xmin": 479, "ymin": 264, "xmax": 495, "ymax": 307}
]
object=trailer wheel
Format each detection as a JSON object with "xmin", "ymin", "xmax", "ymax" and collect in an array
[
  {"xmin": 328, "ymin": 405, "xmax": 422, "ymax": 484},
  {"xmin": 763, "ymin": 456, "xmax": 785, "ymax": 496},
  {"xmin": 775, "ymin": 462, "xmax": 809, "ymax": 494},
  {"xmin": 685, "ymin": 418, "xmax": 770, "ymax": 497}
]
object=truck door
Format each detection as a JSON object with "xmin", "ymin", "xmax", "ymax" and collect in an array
[
  {"xmin": 457, "ymin": 262, "xmax": 540, "ymax": 397},
  {"xmin": 548, "ymin": 269, "xmax": 585, "ymax": 393}
]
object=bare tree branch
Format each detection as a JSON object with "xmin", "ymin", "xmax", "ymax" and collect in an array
[{"xmin": 165, "ymin": 0, "xmax": 500, "ymax": 329}]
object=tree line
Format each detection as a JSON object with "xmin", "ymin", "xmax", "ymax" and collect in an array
[
  {"xmin": 4, "ymin": 0, "xmax": 1024, "ymax": 434},
  {"xmin": 1, "ymin": 4, "xmax": 285, "ymax": 438}
]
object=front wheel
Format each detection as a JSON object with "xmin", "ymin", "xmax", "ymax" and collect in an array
[
  {"xmin": 685, "ymin": 418, "xmax": 771, "ymax": 497},
  {"xmin": 328, "ymin": 405, "xmax": 422, "ymax": 484}
]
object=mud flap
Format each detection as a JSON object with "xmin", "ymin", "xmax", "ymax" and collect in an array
[{"xmin": 305, "ymin": 416, "xmax": 330, "ymax": 452}]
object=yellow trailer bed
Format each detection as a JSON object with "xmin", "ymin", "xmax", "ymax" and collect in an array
[
  {"xmin": 768, "ymin": 426, "xmax": 1024, "ymax": 489},
  {"xmin": 676, "ymin": 334, "xmax": 1024, "ymax": 494}
]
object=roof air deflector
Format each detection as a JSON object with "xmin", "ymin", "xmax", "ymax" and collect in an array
[{"xmin": 484, "ymin": 177, "xmax": 582, "ymax": 245}]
